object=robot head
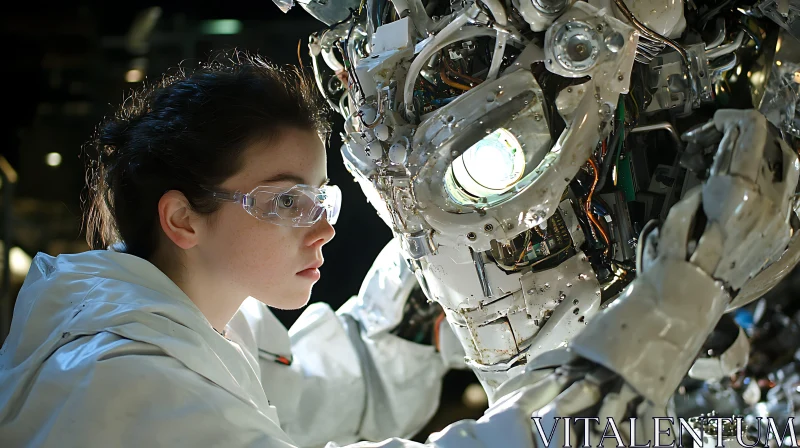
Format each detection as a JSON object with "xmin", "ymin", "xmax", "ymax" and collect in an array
[{"xmin": 296, "ymin": 0, "xmax": 642, "ymax": 398}]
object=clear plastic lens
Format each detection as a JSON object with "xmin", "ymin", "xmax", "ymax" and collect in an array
[
  {"xmin": 242, "ymin": 184, "xmax": 341, "ymax": 227},
  {"xmin": 461, "ymin": 128, "xmax": 525, "ymax": 190},
  {"xmin": 446, "ymin": 128, "xmax": 526, "ymax": 204}
]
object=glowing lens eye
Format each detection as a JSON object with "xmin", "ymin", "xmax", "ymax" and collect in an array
[
  {"xmin": 447, "ymin": 128, "xmax": 526, "ymax": 203},
  {"xmin": 462, "ymin": 130, "xmax": 524, "ymax": 190}
]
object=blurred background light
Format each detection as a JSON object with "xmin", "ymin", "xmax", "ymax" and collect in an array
[
  {"xmin": 9, "ymin": 247, "xmax": 31, "ymax": 278},
  {"xmin": 462, "ymin": 383, "xmax": 489, "ymax": 409},
  {"xmin": 125, "ymin": 69, "xmax": 143, "ymax": 83},
  {"xmin": 45, "ymin": 152, "xmax": 61, "ymax": 167},
  {"xmin": 200, "ymin": 19, "xmax": 243, "ymax": 35}
]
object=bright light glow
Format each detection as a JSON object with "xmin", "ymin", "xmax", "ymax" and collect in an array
[
  {"xmin": 462, "ymin": 383, "xmax": 488, "ymax": 409},
  {"xmin": 125, "ymin": 69, "xmax": 143, "ymax": 83},
  {"xmin": 45, "ymin": 152, "xmax": 62, "ymax": 167},
  {"xmin": 776, "ymin": 60, "xmax": 783, "ymax": 66},
  {"xmin": 736, "ymin": 65, "xmax": 742, "ymax": 76},
  {"xmin": 794, "ymin": 72, "xmax": 800, "ymax": 84},
  {"xmin": 10, "ymin": 247, "xmax": 32, "ymax": 278},
  {"xmin": 751, "ymin": 71, "xmax": 766, "ymax": 86},
  {"xmin": 777, "ymin": 37, "xmax": 782, "ymax": 53},
  {"xmin": 200, "ymin": 19, "xmax": 243, "ymax": 35},
  {"xmin": 452, "ymin": 128, "xmax": 525, "ymax": 198}
]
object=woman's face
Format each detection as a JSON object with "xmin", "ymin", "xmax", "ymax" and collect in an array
[{"xmin": 196, "ymin": 127, "xmax": 335, "ymax": 309}]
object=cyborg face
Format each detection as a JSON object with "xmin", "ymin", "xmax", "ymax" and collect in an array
[{"xmin": 288, "ymin": 0, "xmax": 720, "ymax": 399}]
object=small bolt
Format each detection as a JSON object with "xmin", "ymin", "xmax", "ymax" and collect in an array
[
  {"xmin": 484, "ymin": 223, "xmax": 494, "ymax": 232},
  {"xmin": 467, "ymin": 232, "xmax": 477, "ymax": 240},
  {"xmin": 617, "ymin": 74, "xmax": 624, "ymax": 81}
]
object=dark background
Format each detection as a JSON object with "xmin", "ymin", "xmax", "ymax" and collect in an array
[{"xmin": 0, "ymin": 0, "xmax": 485, "ymax": 441}]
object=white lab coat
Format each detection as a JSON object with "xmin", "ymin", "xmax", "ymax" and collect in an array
[{"xmin": 0, "ymin": 249, "xmax": 447, "ymax": 447}]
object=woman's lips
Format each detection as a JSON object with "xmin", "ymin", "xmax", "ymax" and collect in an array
[{"xmin": 296, "ymin": 267, "xmax": 321, "ymax": 281}]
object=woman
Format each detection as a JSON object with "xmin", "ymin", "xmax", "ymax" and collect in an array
[{"xmin": 0, "ymin": 52, "xmax": 536, "ymax": 447}]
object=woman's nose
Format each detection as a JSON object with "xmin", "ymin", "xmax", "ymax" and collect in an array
[{"xmin": 306, "ymin": 215, "xmax": 336, "ymax": 247}]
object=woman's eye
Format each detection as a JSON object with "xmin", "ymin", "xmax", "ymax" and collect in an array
[{"xmin": 279, "ymin": 195, "xmax": 295, "ymax": 208}]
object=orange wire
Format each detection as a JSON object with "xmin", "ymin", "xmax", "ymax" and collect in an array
[
  {"xmin": 443, "ymin": 55, "xmax": 483, "ymax": 85},
  {"xmin": 601, "ymin": 138, "xmax": 608, "ymax": 157},
  {"xmin": 586, "ymin": 158, "xmax": 610, "ymax": 255},
  {"xmin": 433, "ymin": 311, "xmax": 446, "ymax": 351},
  {"xmin": 439, "ymin": 62, "xmax": 472, "ymax": 90}
]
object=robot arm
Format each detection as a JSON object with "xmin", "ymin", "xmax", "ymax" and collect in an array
[{"xmin": 488, "ymin": 109, "xmax": 800, "ymax": 446}]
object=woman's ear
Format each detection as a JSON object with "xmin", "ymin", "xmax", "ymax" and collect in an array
[{"xmin": 158, "ymin": 190, "xmax": 200, "ymax": 250}]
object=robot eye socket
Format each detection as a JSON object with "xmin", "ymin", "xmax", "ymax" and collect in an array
[{"xmin": 445, "ymin": 128, "xmax": 526, "ymax": 205}]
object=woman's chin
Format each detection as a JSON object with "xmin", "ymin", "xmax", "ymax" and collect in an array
[{"xmin": 255, "ymin": 289, "xmax": 312, "ymax": 311}]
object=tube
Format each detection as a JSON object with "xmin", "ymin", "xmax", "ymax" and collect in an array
[
  {"xmin": 705, "ymin": 30, "xmax": 745, "ymax": 60},
  {"xmin": 487, "ymin": 31, "xmax": 508, "ymax": 80},
  {"xmin": 614, "ymin": 0, "xmax": 689, "ymax": 67}
]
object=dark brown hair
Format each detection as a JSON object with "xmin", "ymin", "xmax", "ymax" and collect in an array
[{"xmin": 83, "ymin": 50, "xmax": 329, "ymax": 259}]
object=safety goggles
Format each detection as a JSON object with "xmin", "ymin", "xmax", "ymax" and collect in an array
[{"xmin": 210, "ymin": 184, "xmax": 341, "ymax": 227}]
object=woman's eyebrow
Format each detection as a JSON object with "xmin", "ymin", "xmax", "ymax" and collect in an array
[{"xmin": 260, "ymin": 173, "xmax": 307, "ymax": 185}]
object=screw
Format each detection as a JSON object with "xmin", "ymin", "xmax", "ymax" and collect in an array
[
  {"xmin": 617, "ymin": 74, "xmax": 624, "ymax": 81},
  {"xmin": 467, "ymin": 232, "xmax": 477, "ymax": 240},
  {"xmin": 484, "ymin": 224, "xmax": 494, "ymax": 232}
]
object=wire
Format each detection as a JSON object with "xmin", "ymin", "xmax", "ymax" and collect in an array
[
  {"xmin": 440, "ymin": 64, "xmax": 472, "ymax": 90},
  {"xmin": 587, "ymin": 158, "xmax": 611, "ymax": 255},
  {"xmin": 517, "ymin": 231, "xmax": 531, "ymax": 263},
  {"xmin": 629, "ymin": 93, "xmax": 640, "ymax": 121},
  {"xmin": 613, "ymin": 0, "xmax": 689, "ymax": 67},
  {"xmin": 443, "ymin": 53, "xmax": 482, "ymax": 86},
  {"xmin": 596, "ymin": 97, "xmax": 626, "ymax": 192},
  {"xmin": 440, "ymin": 54, "xmax": 473, "ymax": 90},
  {"xmin": 524, "ymin": 244, "xmax": 572, "ymax": 269},
  {"xmin": 593, "ymin": 202, "xmax": 608, "ymax": 216},
  {"xmin": 433, "ymin": 311, "xmax": 446, "ymax": 351}
]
